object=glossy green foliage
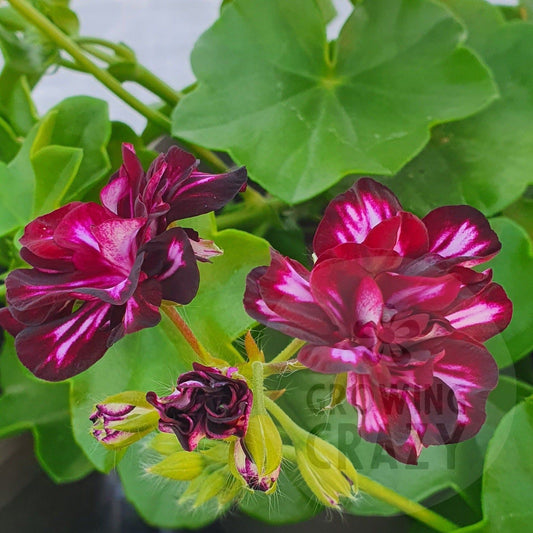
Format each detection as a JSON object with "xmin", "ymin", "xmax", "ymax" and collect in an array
[{"xmin": 172, "ymin": 0, "xmax": 496, "ymax": 203}]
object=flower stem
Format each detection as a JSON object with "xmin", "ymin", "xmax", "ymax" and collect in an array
[
  {"xmin": 267, "ymin": 398, "xmax": 457, "ymax": 532},
  {"xmin": 161, "ymin": 304, "xmax": 212, "ymax": 365},
  {"xmin": 355, "ymin": 474, "xmax": 458, "ymax": 533},
  {"xmin": 74, "ymin": 36, "xmax": 136, "ymax": 61},
  {"xmin": 7, "ymin": 0, "xmax": 171, "ymax": 131},
  {"xmin": 270, "ymin": 339, "xmax": 306, "ymax": 364},
  {"xmin": 264, "ymin": 396, "xmax": 310, "ymax": 444}
]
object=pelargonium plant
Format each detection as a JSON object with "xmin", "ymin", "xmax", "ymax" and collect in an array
[{"xmin": 0, "ymin": 1, "xmax": 531, "ymax": 532}]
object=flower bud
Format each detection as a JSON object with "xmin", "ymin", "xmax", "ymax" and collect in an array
[
  {"xmin": 179, "ymin": 464, "xmax": 241, "ymax": 509},
  {"xmin": 90, "ymin": 391, "xmax": 159, "ymax": 449},
  {"xmin": 231, "ymin": 413, "xmax": 282, "ymax": 493},
  {"xmin": 146, "ymin": 363, "xmax": 252, "ymax": 451},
  {"xmin": 294, "ymin": 434, "xmax": 358, "ymax": 509},
  {"xmin": 148, "ymin": 451, "xmax": 205, "ymax": 481}
]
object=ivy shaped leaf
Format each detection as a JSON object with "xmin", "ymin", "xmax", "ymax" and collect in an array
[
  {"xmin": 172, "ymin": 0, "xmax": 497, "ymax": 204},
  {"xmin": 387, "ymin": 0, "xmax": 533, "ymax": 216},
  {"xmin": 0, "ymin": 338, "xmax": 93, "ymax": 483}
]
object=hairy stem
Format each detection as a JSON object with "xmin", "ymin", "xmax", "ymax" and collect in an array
[
  {"xmin": 270, "ymin": 339, "xmax": 306, "ymax": 364},
  {"xmin": 161, "ymin": 304, "xmax": 212, "ymax": 364}
]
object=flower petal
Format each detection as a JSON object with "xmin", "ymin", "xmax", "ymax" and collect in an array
[
  {"xmin": 244, "ymin": 260, "xmax": 334, "ymax": 344},
  {"xmin": 108, "ymin": 280, "xmax": 162, "ymax": 344},
  {"xmin": 313, "ymin": 178, "xmax": 402, "ymax": 257},
  {"xmin": 20, "ymin": 202, "xmax": 82, "ymax": 262},
  {"xmin": 298, "ymin": 344, "xmax": 379, "ymax": 374},
  {"xmin": 15, "ymin": 300, "xmax": 112, "ymax": 381},
  {"xmin": 318, "ymin": 242, "xmax": 402, "ymax": 273},
  {"xmin": 100, "ymin": 143, "xmax": 145, "ymax": 217},
  {"xmin": 347, "ymin": 373, "xmax": 413, "ymax": 454},
  {"xmin": 444, "ymin": 282, "xmax": 512, "ymax": 342},
  {"xmin": 141, "ymin": 227, "xmax": 200, "ymax": 305},
  {"xmin": 423, "ymin": 206, "xmax": 501, "ymax": 266},
  {"xmin": 310, "ymin": 260, "xmax": 379, "ymax": 332},
  {"xmin": 363, "ymin": 212, "xmax": 428, "ymax": 258},
  {"xmin": 6, "ymin": 253, "xmax": 144, "ymax": 308},
  {"xmin": 0, "ymin": 306, "xmax": 25, "ymax": 336},
  {"xmin": 431, "ymin": 335, "xmax": 498, "ymax": 442},
  {"xmin": 377, "ymin": 272, "xmax": 462, "ymax": 312},
  {"xmin": 166, "ymin": 165, "xmax": 247, "ymax": 222}
]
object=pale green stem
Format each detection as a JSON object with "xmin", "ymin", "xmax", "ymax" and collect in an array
[
  {"xmin": 270, "ymin": 339, "xmax": 306, "ymax": 364},
  {"xmin": 268, "ymin": 400, "xmax": 458, "ymax": 533},
  {"xmin": 355, "ymin": 474, "xmax": 458, "ymax": 533},
  {"xmin": 250, "ymin": 361, "xmax": 265, "ymax": 414},
  {"xmin": 7, "ymin": 0, "xmax": 171, "ymax": 131},
  {"xmin": 74, "ymin": 36, "xmax": 136, "ymax": 61},
  {"xmin": 264, "ymin": 396, "xmax": 310, "ymax": 444}
]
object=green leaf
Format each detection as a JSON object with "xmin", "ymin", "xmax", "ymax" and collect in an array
[
  {"xmin": 484, "ymin": 218, "xmax": 533, "ymax": 366},
  {"xmin": 503, "ymin": 193, "xmax": 533, "ymax": 241},
  {"xmin": 178, "ymin": 228, "xmax": 270, "ymax": 362},
  {"xmin": 387, "ymin": 3, "xmax": 533, "ymax": 216},
  {"xmin": 471, "ymin": 396, "xmax": 533, "ymax": 532},
  {"xmin": 172, "ymin": 0, "xmax": 497, "ymax": 204},
  {"xmin": 0, "ymin": 338, "xmax": 93, "ymax": 483},
  {"xmin": 41, "ymin": 96, "xmax": 111, "ymax": 199},
  {"xmin": 32, "ymin": 145, "xmax": 83, "ymax": 216},
  {"xmin": 0, "ymin": 114, "xmax": 21, "ymax": 162},
  {"xmin": 271, "ymin": 368, "xmax": 530, "ymax": 517}
]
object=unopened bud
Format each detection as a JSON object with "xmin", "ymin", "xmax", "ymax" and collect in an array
[
  {"xmin": 294, "ymin": 435, "xmax": 358, "ymax": 509},
  {"xmin": 90, "ymin": 391, "xmax": 158, "ymax": 449},
  {"xmin": 148, "ymin": 451, "xmax": 205, "ymax": 481},
  {"xmin": 232, "ymin": 412, "xmax": 282, "ymax": 493}
]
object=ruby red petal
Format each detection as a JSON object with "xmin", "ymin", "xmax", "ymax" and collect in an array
[
  {"xmin": 431, "ymin": 335, "xmax": 498, "ymax": 442},
  {"xmin": 377, "ymin": 272, "xmax": 462, "ymax": 312},
  {"xmin": 444, "ymin": 282, "xmax": 512, "ymax": 342},
  {"xmin": 244, "ymin": 265, "xmax": 333, "ymax": 344},
  {"xmin": 309, "ymin": 259, "xmax": 376, "ymax": 332},
  {"xmin": 298, "ymin": 343, "xmax": 379, "ymax": 374},
  {"xmin": 313, "ymin": 178, "xmax": 402, "ymax": 257},
  {"xmin": 15, "ymin": 300, "xmax": 112, "ymax": 381},
  {"xmin": 166, "ymin": 166, "xmax": 247, "ymax": 222},
  {"xmin": 140, "ymin": 227, "xmax": 200, "ymax": 305},
  {"xmin": 423, "ymin": 205, "xmax": 501, "ymax": 266}
]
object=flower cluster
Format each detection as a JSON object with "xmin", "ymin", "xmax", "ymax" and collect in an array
[
  {"xmin": 146, "ymin": 363, "xmax": 253, "ymax": 451},
  {"xmin": 245, "ymin": 178, "xmax": 512, "ymax": 464},
  {"xmin": 0, "ymin": 144, "xmax": 246, "ymax": 381}
]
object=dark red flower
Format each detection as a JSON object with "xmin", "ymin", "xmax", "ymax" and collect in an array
[
  {"xmin": 0, "ymin": 146, "xmax": 247, "ymax": 381},
  {"xmin": 146, "ymin": 363, "xmax": 252, "ymax": 451},
  {"xmin": 244, "ymin": 178, "xmax": 511, "ymax": 464},
  {"xmin": 1, "ymin": 202, "xmax": 197, "ymax": 381}
]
